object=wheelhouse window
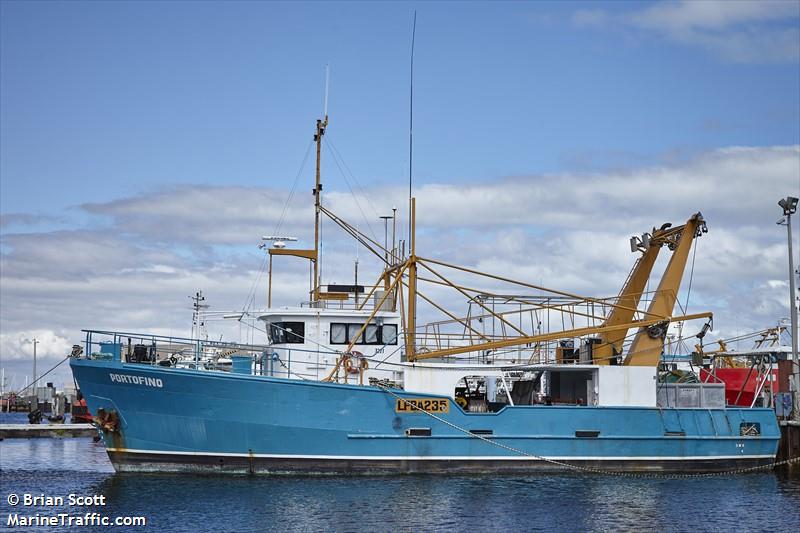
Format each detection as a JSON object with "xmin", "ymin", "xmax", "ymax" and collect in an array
[
  {"xmin": 364, "ymin": 324, "xmax": 379, "ymax": 344},
  {"xmin": 346, "ymin": 324, "xmax": 363, "ymax": 345},
  {"xmin": 330, "ymin": 323, "xmax": 398, "ymax": 345},
  {"xmin": 330, "ymin": 323, "xmax": 347, "ymax": 344},
  {"xmin": 382, "ymin": 324, "xmax": 398, "ymax": 344},
  {"xmin": 268, "ymin": 321, "xmax": 305, "ymax": 344}
]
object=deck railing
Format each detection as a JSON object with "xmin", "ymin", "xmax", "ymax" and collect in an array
[{"xmin": 80, "ymin": 329, "xmax": 399, "ymax": 381}]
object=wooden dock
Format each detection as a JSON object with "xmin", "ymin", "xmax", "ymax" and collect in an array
[{"xmin": 0, "ymin": 423, "xmax": 97, "ymax": 439}]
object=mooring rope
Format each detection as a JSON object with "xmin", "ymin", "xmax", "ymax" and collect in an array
[
  {"xmin": 376, "ymin": 384, "xmax": 800, "ymax": 479},
  {"xmin": 13, "ymin": 355, "xmax": 71, "ymax": 396}
]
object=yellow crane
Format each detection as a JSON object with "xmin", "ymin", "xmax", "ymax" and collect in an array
[
  {"xmin": 624, "ymin": 213, "xmax": 707, "ymax": 366},
  {"xmin": 318, "ymin": 206, "xmax": 711, "ymax": 373},
  {"xmin": 593, "ymin": 217, "xmax": 706, "ymax": 365}
]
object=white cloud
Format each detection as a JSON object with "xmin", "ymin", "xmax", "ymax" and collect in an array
[
  {"xmin": 414, "ymin": 145, "xmax": 799, "ymax": 231},
  {"xmin": 81, "ymin": 185, "xmax": 314, "ymax": 244},
  {"xmin": 573, "ymin": 1, "xmax": 800, "ymax": 63},
  {"xmin": 50, "ymin": 146, "xmax": 799, "ymax": 244},
  {"xmin": 629, "ymin": 1, "xmax": 798, "ymax": 32},
  {"xmin": 0, "ymin": 330, "xmax": 74, "ymax": 391},
  {"xmin": 0, "ymin": 330, "xmax": 73, "ymax": 362}
]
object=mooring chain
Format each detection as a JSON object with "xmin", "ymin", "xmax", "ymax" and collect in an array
[{"xmin": 376, "ymin": 384, "xmax": 800, "ymax": 479}]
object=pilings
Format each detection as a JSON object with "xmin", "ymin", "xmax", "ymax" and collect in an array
[{"xmin": 777, "ymin": 420, "xmax": 800, "ymax": 473}]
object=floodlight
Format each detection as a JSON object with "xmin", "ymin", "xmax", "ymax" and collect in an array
[{"xmin": 778, "ymin": 196, "xmax": 798, "ymax": 215}]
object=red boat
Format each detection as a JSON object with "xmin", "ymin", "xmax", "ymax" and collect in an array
[
  {"xmin": 700, "ymin": 367, "xmax": 779, "ymax": 407},
  {"xmin": 70, "ymin": 392, "xmax": 93, "ymax": 424}
]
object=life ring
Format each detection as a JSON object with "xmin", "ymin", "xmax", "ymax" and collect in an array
[{"xmin": 343, "ymin": 351, "xmax": 365, "ymax": 375}]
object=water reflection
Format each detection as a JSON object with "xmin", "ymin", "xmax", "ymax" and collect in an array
[{"xmin": 2, "ymin": 439, "xmax": 799, "ymax": 532}]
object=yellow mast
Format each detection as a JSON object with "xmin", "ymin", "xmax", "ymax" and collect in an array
[{"xmin": 407, "ymin": 198, "xmax": 417, "ymax": 360}]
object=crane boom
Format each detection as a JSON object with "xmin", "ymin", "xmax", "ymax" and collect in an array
[
  {"xmin": 624, "ymin": 212, "xmax": 707, "ymax": 366},
  {"xmin": 593, "ymin": 241, "xmax": 661, "ymax": 364},
  {"xmin": 594, "ymin": 218, "xmax": 704, "ymax": 364}
]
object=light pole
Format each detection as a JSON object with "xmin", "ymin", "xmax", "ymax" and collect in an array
[
  {"xmin": 28, "ymin": 337, "xmax": 39, "ymax": 408},
  {"xmin": 380, "ymin": 215, "xmax": 393, "ymax": 264},
  {"xmin": 31, "ymin": 338, "xmax": 39, "ymax": 391},
  {"xmin": 778, "ymin": 196, "xmax": 799, "ymax": 419}
]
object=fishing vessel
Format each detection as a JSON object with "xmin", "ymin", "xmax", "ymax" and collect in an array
[{"xmin": 69, "ymin": 112, "xmax": 780, "ymax": 474}]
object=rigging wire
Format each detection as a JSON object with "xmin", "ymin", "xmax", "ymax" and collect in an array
[
  {"xmin": 240, "ymin": 139, "xmax": 314, "ymax": 313},
  {"xmin": 325, "ymin": 137, "xmax": 383, "ymax": 222},
  {"xmin": 273, "ymin": 139, "xmax": 315, "ymax": 238},
  {"xmin": 667, "ymin": 235, "xmax": 700, "ymax": 360},
  {"xmin": 682, "ymin": 234, "xmax": 699, "ymax": 314},
  {"xmin": 323, "ymin": 137, "xmax": 380, "ymax": 242},
  {"xmin": 15, "ymin": 355, "xmax": 70, "ymax": 396},
  {"xmin": 237, "ymin": 313, "xmax": 338, "ymax": 355},
  {"xmin": 241, "ymin": 251, "xmax": 270, "ymax": 313}
]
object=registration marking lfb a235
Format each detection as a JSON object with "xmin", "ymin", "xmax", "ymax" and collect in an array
[{"xmin": 395, "ymin": 398, "xmax": 449, "ymax": 414}]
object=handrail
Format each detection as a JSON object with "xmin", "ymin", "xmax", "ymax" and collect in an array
[{"xmin": 82, "ymin": 329, "xmax": 270, "ymax": 351}]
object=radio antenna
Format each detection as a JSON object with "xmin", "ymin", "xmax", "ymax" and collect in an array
[
  {"xmin": 323, "ymin": 63, "xmax": 330, "ymax": 117},
  {"xmin": 408, "ymin": 11, "xmax": 416, "ymax": 249}
]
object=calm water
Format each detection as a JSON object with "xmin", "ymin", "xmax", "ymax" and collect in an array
[{"xmin": 2, "ymin": 413, "xmax": 799, "ymax": 532}]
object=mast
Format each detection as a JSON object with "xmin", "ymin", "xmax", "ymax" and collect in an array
[
  {"xmin": 312, "ymin": 68, "xmax": 330, "ymax": 302},
  {"xmin": 406, "ymin": 13, "xmax": 417, "ymax": 356},
  {"xmin": 265, "ymin": 86, "xmax": 327, "ymax": 304},
  {"xmin": 190, "ymin": 291, "xmax": 209, "ymax": 340},
  {"xmin": 407, "ymin": 198, "xmax": 417, "ymax": 360},
  {"xmin": 313, "ymin": 117, "xmax": 327, "ymax": 301}
]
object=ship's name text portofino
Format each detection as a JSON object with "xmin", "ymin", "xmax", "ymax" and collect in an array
[{"xmin": 109, "ymin": 374, "xmax": 163, "ymax": 387}]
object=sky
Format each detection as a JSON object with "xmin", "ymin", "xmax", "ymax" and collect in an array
[{"xmin": 1, "ymin": 0, "xmax": 799, "ymax": 389}]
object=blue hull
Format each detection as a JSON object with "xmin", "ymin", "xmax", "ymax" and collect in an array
[{"xmin": 70, "ymin": 358, "xmax": 781, "ymax": 474}]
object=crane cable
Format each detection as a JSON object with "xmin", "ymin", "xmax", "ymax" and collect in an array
[{"xmin": 685, "ymin": 235, "xmax": 698, "ymax": 313}]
